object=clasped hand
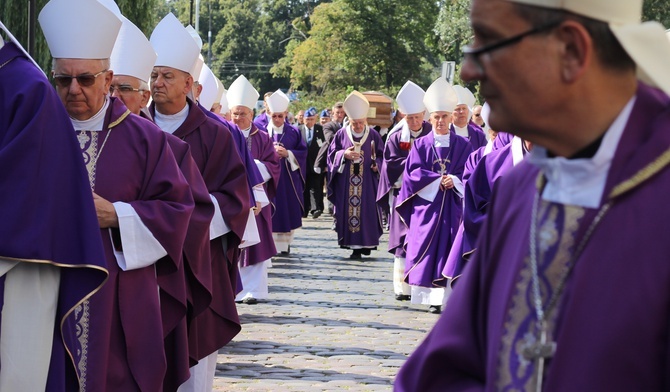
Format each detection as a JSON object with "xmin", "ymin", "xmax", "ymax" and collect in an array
[
  {"xmin": 440, "ymin": 175, "xmax": 454, "ymax": 191},
  {"xmin": 344, "ymin": 146, "xmax": 361, "ymax": 161}
]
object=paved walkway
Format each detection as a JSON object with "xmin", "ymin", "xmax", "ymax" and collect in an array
[{"xmin": 213, "ymin": 215, "xmax": 441, "ymax": 391}]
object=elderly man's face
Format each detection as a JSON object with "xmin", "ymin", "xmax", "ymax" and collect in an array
[
  {"xmin": 351, "ymin": 119, "xmax": 366, "ymax": 133},
  {"xmin": 296, "ymin": 110, "xmax": 305, "ymax": 124},
  {"xmin": 452, "ymin": 104, "xmax": 470, "ymax": 127},
  {"xmin": 53, "ymin": 58, "xmax": 112, "ymax": 121},
  {"xmin": 320, "ymin": 116, "xmax": 330, "ymax": 125},
  {"xmin": 270, "ymin": 111, "xmax": 286, "ymax": 128},
  {"xmin": 150, "ymin": 66, "xmax": 192, "ymax": 112},
  {"xmin": 230, "ymin": 105, "xmax": 253, "ymax": 130},
  {"xmin": 430, "ymin": 111, "xmax": 452, "ymax": 135},
  {"xmin": 405, "ymin": 112, "xmax": 424, "ymax": 132},
  {"xmin": 460, "ymin": 0, "xmax": 559, "ymax": 136},
  {"xmin": 304, "ymin": 115, "xmax": 316, "ymax": 128},
  {"xmin": 110, "ymin": 75, "xmax": 149, "ymax": 115}
]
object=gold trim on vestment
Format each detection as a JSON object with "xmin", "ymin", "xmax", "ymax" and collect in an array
[
  {"xmin": 609, "ymin": 147, "xmax": 670, "ymax": 199},
  {"xmin": 108, "ymin": 109, "xmax": 131, "ymax": 129},
  {"xmin": 0, "ymin": 255, "xmax": 109, "ymax": 390}
]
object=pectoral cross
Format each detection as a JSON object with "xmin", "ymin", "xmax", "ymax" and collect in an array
[{"xmin": 522, "ymin": 322, "xmax": 556, "ymax": 392}]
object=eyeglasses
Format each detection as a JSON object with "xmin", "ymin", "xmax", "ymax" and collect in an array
[
  {"xmin": 462, "ymin": 21, "xmax": 560, "ymax": 75},
  {"xmin": 109, "ymin": 84, "xmax": 143, "ymax": 94},
  {"xmin": 53, "ymin": 69, "xmax": 107, "ymax": 88},
  {"xmin": 473, "ymin": 113, "xmax": 482, "ymax": 117},
  {"xmin": 271, "ymin": 114, "xmax": 285, "ymax": 119}
]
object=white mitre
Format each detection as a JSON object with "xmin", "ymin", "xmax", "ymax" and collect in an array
[
  {"xmin": 267, "ymin": 89, "xmax": 290, "ymax": 113},
  {"xmin": 453, "ymin": 85, "xmax": 476, "ymax": 110},
  {"xmin": 343, "ymin": 91, "xmax": 370, "ymax": 120},
  {"xmin": 227, "ymin": 75, "xmax": 259, "ymax": 110},
  {"xmin": 423, "ymin": 77, "xmax": 458, "ymax": 113},
  {"xmin": 150, "ymin": 13, "xmax": 199, "ymax": 74},
  {"xmin": 39, "ymin": 0, "xmax": 122, "ymax": 59},
  {"xmin": 198, "ymin": 64, "xmax": 218, "ymax": 111},
  {"xmin": 396, "ymin": 81, "xmax": 426, "ymax": 116},
  {"xmin": 110, "ymin": 17, "xmax": 157, "ymax": 83}
]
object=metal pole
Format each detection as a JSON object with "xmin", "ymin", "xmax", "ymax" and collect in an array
[
  {"xmin": 195, "ymin": 0, "xmax": 200, "ymax": 32},
  {"xmin": 189, "ymin": 0, "xmax": 194, "ymax": 26},
  {"xmin": 28, "ymin": 0, "xmax": 36, "ymax": 56},
  {"xmin": 207, "ymin": 0, "xmax": 212, "ymax": 67}
]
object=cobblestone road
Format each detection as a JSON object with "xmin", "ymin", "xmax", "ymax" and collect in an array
[{"xmin": 212, "ymin": 215, "xmax": 441, "ymax": 391}]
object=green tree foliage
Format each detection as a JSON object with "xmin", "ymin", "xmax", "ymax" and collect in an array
[
  {"xmin": 275, "ymin": 0, "xmax": 440, "ymax": 93},
  {"xmin": 1, "ymin": 0, "xmax": 159, "ymax": 73},
  {"xmin": 643, "ymin": 0, "xmax": 670, "ymax": 26}
]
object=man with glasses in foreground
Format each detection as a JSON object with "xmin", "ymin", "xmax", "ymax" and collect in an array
[
  {"xmin": 395, "ymin": 0, "xmax": 670, "ymax": 390},
  {"xmin": 40, "ymin": 0, "xmax": 195, "ymax": 390}
]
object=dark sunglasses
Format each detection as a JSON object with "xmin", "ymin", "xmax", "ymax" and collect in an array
[{"xmin": 53, "ymin": 69, "xmax": 107, "ymax": 88}]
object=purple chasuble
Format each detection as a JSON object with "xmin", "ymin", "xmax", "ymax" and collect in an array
[
  {"xmin": 151, "ymin": 99, "xmax": 251, "ymax": 361},
  {"xmin": 77, "ymin": 97, "xmax": 194, "ymax": 391},
  {"xmin": 444, "ymin": 141, "xmax": 518, "ymax": 281},
  {"xmin": 240, "ymin": 125, "xmax": 281, "ymax": 266},
  {"xmin": 327, "ymin": 127, "xmax": 384, "ymax": 248},
  {"xmin": 0, "ymin": 42, "xmax": 107, "ymax": 391},
  {"xmin": 493, "ymin": 131, "xmax": 514, "ymax": 150},
  {"xmin": 396, "ymin": 132, "xmax": 472, "ymax": 287},
  {"xmin": 267, "ymin": 123, "xmax": 307, "ymax": 233},
  {"xmin": 377, "ymin": 122, "xmax": 432, "ymax": 256},
  {"xmin": 452, "ymin": 123, "xmax": 487, "ymax": 151},
  {"xmin": 201, "ymin": 102, "xmax": 264, "ymax": 203},
  {"xmin": 395, "ymin": 83, "xmax": 670, "ymax": 391},
  {"xmin": 160, "ymin": 134, "xmax": 215, "ymax": 389}
]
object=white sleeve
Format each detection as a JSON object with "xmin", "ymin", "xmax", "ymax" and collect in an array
[
  {"xmin": 449, "ymin": 175, "xmax": 464, "ymax": 199},
  {"xmin": 254, "ymin": 159, "xmax": 272, "ymax": 182},
  {"xmin": 112, "ymin": 202, "xmax": 167, "ymax": 271},
  {"xmin": 287, "ymin": 150, "xmax": 300, "ymax": 171},
  {"xmin": 417, "ymin": 177, "xmax": 442, "ymax": 202},
  {"xmin": 209, "ymin": 194, "xmax": 231, "ymax": 240},
  {"xmin": 240, "ymin": 209, "xmax": 260, "ymax": 248},
  {"xmin": 253, "ymin": 184, "xmax": 269, "ymax": 208}
]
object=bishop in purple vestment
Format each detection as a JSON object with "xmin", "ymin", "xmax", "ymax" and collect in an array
[
  {"xmin": 328, "ymin": 92, "xmax": 384, "ymax": 259},
  {"xmin": 0, "ymin": 38, "xmax": 107, "ymax": 391},
  {"xmin": 264, "ymin": 90, "xmax": 307, "ymax": 253},
  {"xmin": 395, "ymin": 0, "xmax": 670, "ymax": 388}
]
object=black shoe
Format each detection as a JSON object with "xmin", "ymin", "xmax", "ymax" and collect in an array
[
  {"xmin": 428, "ymin": 305, "xmax": 442, "ymax": 314},
  {"xmin": 349, "ymin": 250, "xmax": 363, "ymax": 260},
  {"xmin": 312, "ymin": 210, "xmax": 322, "ymax": 219},
  {"xmin": 242, "ymin": 297, "xmax": 258, "ymax": 305},
  {"xmin": 395, "ymin": 294, "xmax": 411, "ymax": 301},
  {"xmin": 361, "ymin": 248, "xmax": 371, "ymax": 256}
]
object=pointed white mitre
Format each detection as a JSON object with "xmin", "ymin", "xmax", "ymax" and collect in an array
[
  {"xmin": 227, "ymin": 74, "xmax": 259, "ymax": 110},
  {"xmin": 110, "ymin": 17, "xmax": 157, "ymax": 83},
  {"xmin": 39, "ymin": 0, "xmax": 122, "ymax": 59},
  {"xmin": 343, "ymin": 91, "xmax": 370, "ymax": 120},
  {"xmin": 198, "ymin": 64, "xmax": 218, "ymax": 111},
  {"xmin": 505, "ymin": 0, "xmax": 670, "ymax": 95},
  {"xmin": 191, "ymin": 54, "xmax": 204, "ymax": 80},
  {"xmin": 267, "ymin": 89, "xmax": 290, "ymax": 113},
  {"xmin": 186, "ymin": 25, "xmax": 203, "ymax": 50},
  {"xmin": 396, "ymin": 81, "xmax": 426, "ymax": 116},
  {"xmin": 453, "ymin": 85, "xmax": 476, "ymax": 109},
  {"xmin": 150, "ymin": 13, "xmax": 200, "ymax": 74},
  {"xmin": 215, "ymin": 78, "xmax": 230, "ymax": 113},
  {"xmin": 423, "ymin": 77, "xmax": 458, "ymax": 113}
]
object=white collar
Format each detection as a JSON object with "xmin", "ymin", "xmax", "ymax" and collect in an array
[
  {"xmin": 268, "ymin": 124, "xmax": 283, "ymax": 137},
  {"xmin": 433, "ymin": 131, "xmax": 451, "ymax": 148},
  {"xmin": 0, "ymin": 40, "xmax": 4, "ymax": 50},
  {"xmin": 511, "ymin": 136, "xmax": 525, "ymax": 166},
  {"xmin": 527, "ymin": 96, "xmax": 636, "ymax": 208},
  {"xmin": 154, "ymin": 103, "xmax": 189, "ymax": 135},
  {"xmin": 453, "ymin": 123, "xmax": 469, "ymax": 138},
  {"xmin": 240, "ymin": 126, "xmax": 251, "ymax": 138},
  {"xmin": 71, "ymin": 96, "xmax": 110, "ymax": 132}
]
